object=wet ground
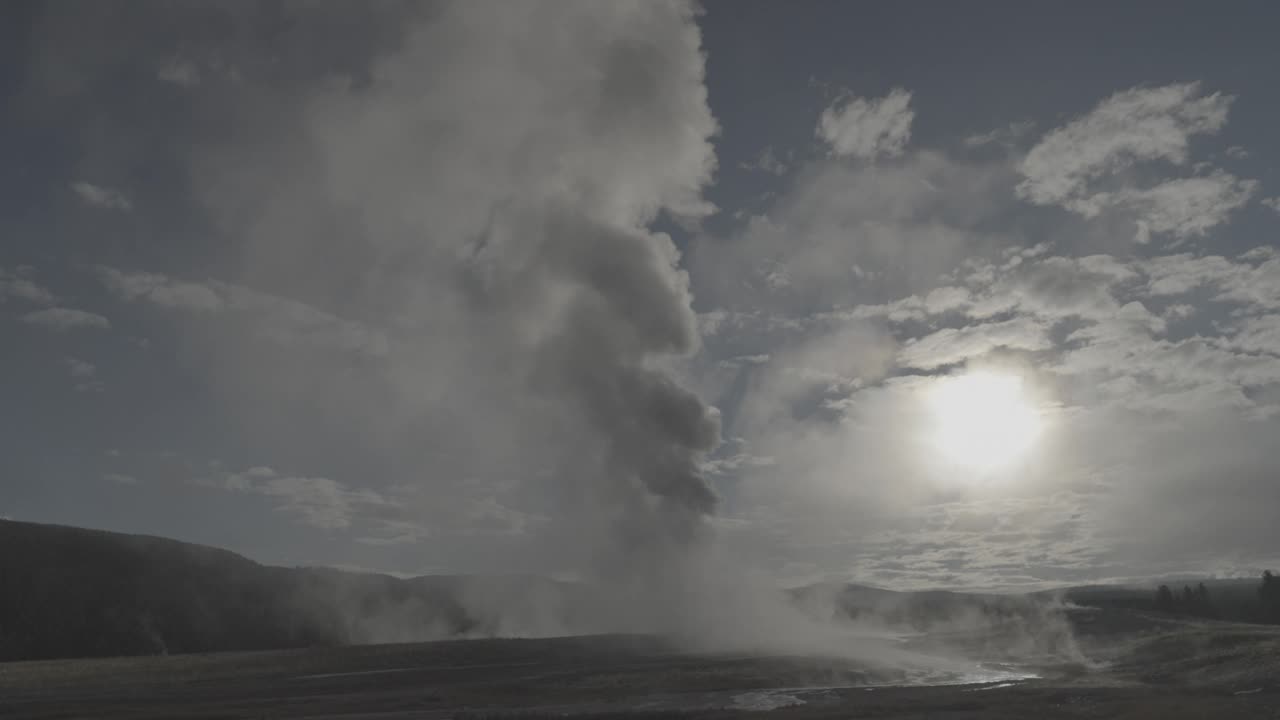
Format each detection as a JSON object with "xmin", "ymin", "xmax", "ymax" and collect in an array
[{"xmin": 2, "ymin": 608, "xmax": 1279, "ymax": 719}]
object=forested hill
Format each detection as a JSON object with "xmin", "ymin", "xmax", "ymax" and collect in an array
[
  {"xmin": 0, "ymin": 519, "xmax": 560, "ymax": 662},
  {"xmin": 1056, "ymin": 578, "xmax": 1280, "ymax": 624}
]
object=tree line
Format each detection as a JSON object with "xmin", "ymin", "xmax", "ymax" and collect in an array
[
  {"xmin": 1153, "ymin": 582, "xmax": 1215, "ymax": 617},
  {"xmin": 1151, "ymin": 571, "xmax": 1280, "ymax": 623}
]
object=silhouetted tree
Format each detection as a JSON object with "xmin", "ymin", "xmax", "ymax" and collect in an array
[
  {"xmin": 1193, "ymin": 582, "xmax": 1215, "ymax": 618},
  {"xmin": 1260, "ymin": 571, "xmax": 1280, "ymax": 623},
  {"xmin": 1153, "ymin": 582, "xmax": 1216, "ymax": 618}
]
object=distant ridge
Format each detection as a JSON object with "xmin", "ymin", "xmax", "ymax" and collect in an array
[
  {"xmin": 0, "ymin": 519, "xmax": 568, "ymax": 662},
  {"xmin": 3, "ymin": 519, "xmax": 1272, "ymax": 663}
]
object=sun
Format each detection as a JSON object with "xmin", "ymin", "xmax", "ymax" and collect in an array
[{"xmin": 926, "ymin": 371, "xmax": 1042, "ymax": 472}]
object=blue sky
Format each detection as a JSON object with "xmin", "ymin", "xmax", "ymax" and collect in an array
[{"xmin": 3, "ymin": 1, "xmax": 1280, "ymax": 590}]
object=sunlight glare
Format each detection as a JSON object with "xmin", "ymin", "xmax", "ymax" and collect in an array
[{"xmin": 927, "ymin": 372, "xmax": 1041, "ymax": 472}]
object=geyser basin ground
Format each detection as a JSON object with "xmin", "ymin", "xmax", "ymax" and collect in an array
[{"xmin": 3, "ymin": 608, "xmax": 1279, "ymax": 719}]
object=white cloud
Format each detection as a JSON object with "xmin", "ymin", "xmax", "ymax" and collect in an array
[
  {"xmin": 99, "ymin": 267, "xmax": 224, "ymax": 311},
  {"xmin": 1018, "ymin": 82, "xmax": 1231, "ymax": 210},
  {"xmin": 1142, "ymin": 249, "xmax": 1280, "ymax": 311},
  {"xmin": 1063, "ymin": 300, "xmax": 1166, "ymax": 344},
  {"xmin": 827, "ymin": 251, "xmax": 1140, "ymax": 331},
  {"xmin": 213, "ymin": 466, "xmax": 395, "ymax": 530},
  {"xmin": 1226, "ymin": 314, "xmax": 1280, "ymax": 356},
  {"xmin": 1261, "ymin": 196, "xmax": 1280, "ymax": 213},
  {"xmin": 22, "ymin": 307, "xmax": 110, "ymax": 331},
  {"xmin": 816, "ymin": 88, "xmax": 914, "ymax": 160},
  {"xmin": 1054, "ymin": 335, "xmax": 1280, "ymax": 404},
  {"xmin": 835, "ymin": 285, "xmax": 974, "ymax": 325},
  {"xmin": 897, "ymin": 316, "xmax": 1053, "ymax": 370},
  {"xmin": 1017, "ymin": 82, "xmax": 1252, "ymax": 241},
  {"xmin": 70, "ymin": 181, "xmax": 132, "ymax": 211},
  {"xmin": 964, "ymin": 254, "xmax": 1138, "ymax": 322},
  {"xmin": 962, "ymin": 119, "xmax": 1035, "ymax": 148},
  {"xmin": 103, "ymin": 473, "xmax": 139, "ymax": 485},
  {"xmin": 258, "ymin": 475, "xmax": 388, "ymax": 530},
  {"xmin": 0, "ymin": 266, "xmax": 55, "ymax": 305},
  {"xmin": 1123, "ymin": 171, "xmax": 1256, "ymax": 242},
  {"xmin": 844, "ymin": 245, "xmax": 1279, "ymax": 407},
  {"xmin": 1141, "ymin": 252, "xmax": 1240, "ymax": 296}
]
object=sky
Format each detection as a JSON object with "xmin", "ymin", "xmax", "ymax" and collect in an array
[{"xmin": 3, "ymin": 1, "xmax": 1280, "ymax": 592}]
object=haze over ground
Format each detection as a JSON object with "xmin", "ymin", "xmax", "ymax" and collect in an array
[{"xmin": 2, "ymin": 0, "xmax": 1280, "ymax": 598}]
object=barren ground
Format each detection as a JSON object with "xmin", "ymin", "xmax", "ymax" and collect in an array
[{"xmin": 2, "ymin": 607, "xmax": 1279, "ymax": 719}]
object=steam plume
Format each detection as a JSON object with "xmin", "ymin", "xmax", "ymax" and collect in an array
[{"xmin": 185, "ymin": 0, "xmax": 723, "ymax": 611}]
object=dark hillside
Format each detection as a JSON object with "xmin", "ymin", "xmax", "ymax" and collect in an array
[
  {"xmin": 1058, "ymin": 579, "xmax": 1274, "ymax": 624},
  {"xmin": 0, "ymin": 520, "xmax": 483, "ymax": 661}
]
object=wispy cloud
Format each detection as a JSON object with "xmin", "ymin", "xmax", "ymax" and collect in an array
[
  {"xmin": 63, "ymin": 356, "xmax": 104, "ymax": 392},
  {"xmin": 98, "ymin": 267, "xmax": 388, "ymax": 356},
  {"xmin": 70, "ymin": 181, "xmax": 132, "ymax": 211},
  {"xmin": 897, "ymin": 316, "xmax": 1054, "ymax": 370},
  {"xmin": 157, "ymin": 57, "xmax": 200, "ymax": 87},
  {"xmin": 22, "ymin": 307, "xmax": 111, "ymax": 331},
  {"xmin": 206, "ymin": 466, "xmax": 396, "ymax": 531},
  {"xmin": 1017, "ymin": 82, "xmax": 1253, "ymax": 242},
  {"xmin": 1018, "ymin": 82, "xmax": 1231, "ymax": 209},
  {"xmin": 963, "ymin": 120, "xmax": 1035, "ymax": 149},
  {"xmin": 739, "ymin": 146, "xmax": 789, "ymax": 175},
  {"xmin": 1127, "ymin": 171, "xmax": 1257, "ymax": 242},
  {"xmin": 0, "ymin": 267, "xmax": 55, "ymax": 305},
  {"xmin": 816, "ymin": 88, "xmax": 914, "ymax": 160}
]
